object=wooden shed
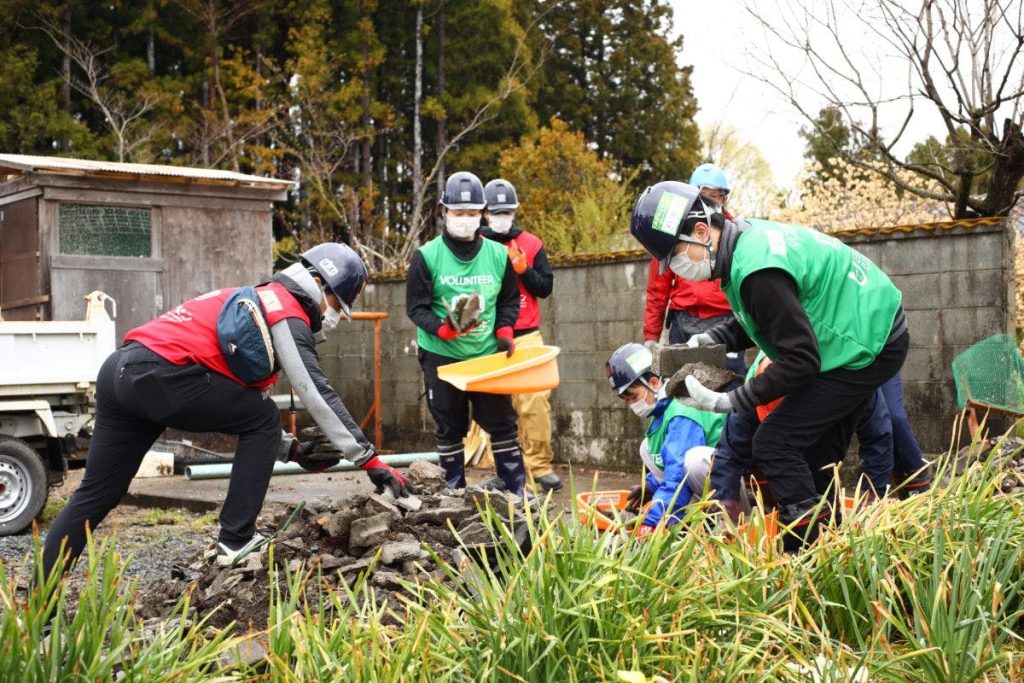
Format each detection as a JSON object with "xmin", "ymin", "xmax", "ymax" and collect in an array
[{"xmin": 0, "ymin": 154, "xmax": 295, "ymax": 340}]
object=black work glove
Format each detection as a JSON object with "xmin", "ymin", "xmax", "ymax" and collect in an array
[
  {"xmin": 625, "ymin": 484, "xmax": 652, "ymax": 512},
  {"xmin": 360, "ymin": 456, "xmax": 417, "ymax": 497},
  {"xmin": 289, "ymin": 440, "xmax": 339, "ymax": 473}
]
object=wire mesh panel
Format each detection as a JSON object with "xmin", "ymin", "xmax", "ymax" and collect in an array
[
  {"xmin": 951, "ymin": 334, "xmax": 1024, "ymax": 413},
  {"xmin": 58, "ymin": 204, "xmax": 152, "ymax": 257}
]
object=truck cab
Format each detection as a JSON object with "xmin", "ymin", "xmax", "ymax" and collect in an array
[{"xmin": 0, "ymin": 291, "xmax": 115, "ymax": 534}]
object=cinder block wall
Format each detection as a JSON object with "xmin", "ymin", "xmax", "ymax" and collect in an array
[{"xmin": 319, "ymin": 220, "xmax": 1014, "ymax": 469}]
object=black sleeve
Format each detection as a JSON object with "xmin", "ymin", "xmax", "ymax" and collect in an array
[
  {"xmin": 725, "ymin": 269, "xmax": 821, "ymax": 414},
  {"xmin": 494, "ymin": 258, "xmax": 521, "ymax": 330},
  {"xmin": 707, "ymin": 317, "xmax": 754, "ymax": 352},
  {"xmin": 519, "ymin": 246, "xmax": 554, "ymax": 299},
  {"xmin": 406, "ymin": 251, "xmax": 443, "ymax": 335}
]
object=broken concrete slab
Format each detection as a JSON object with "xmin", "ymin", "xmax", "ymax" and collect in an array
[
  {"xmin": 403, "ymin": 504, "xmax": 475, "ymax": 528},
  {"xmin": 651, "ymin": 343, "xmax": 727, "ymax": 376},
  {"xmin": 348, "ymin": 512, "xmax": 392, "ymax": 550},
  {"xmin": 378, "ymin": 541, "xmax": 428, "ymax": 565},
  {"xmin": 363, "ymin": 493, "xmax": 402, "ymax": 520},
  {"xmin": 407, "ymin": 459, "xmax": 448, "ymax": 494}
]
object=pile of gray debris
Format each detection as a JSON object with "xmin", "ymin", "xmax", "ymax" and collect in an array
[{"xmin": 136, "ymin": 459, "xmax": 532, "ymax": 630}]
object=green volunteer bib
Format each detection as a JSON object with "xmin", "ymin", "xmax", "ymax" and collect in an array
[
  {"xmin": 722, "ymin": 220, "xmax": 902, "ymax": 372},
  {"xmin": 416, "ymin": 236, "xmax": 506, "ymax": 360},
  {"xmin": 646, "ymin": 399, "xmax": 725, "ymax": 471}
]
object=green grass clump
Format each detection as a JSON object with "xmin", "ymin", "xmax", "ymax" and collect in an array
[{"xmin": 4, "ymin": 423, "xmax": 1024, "ymax": 681}]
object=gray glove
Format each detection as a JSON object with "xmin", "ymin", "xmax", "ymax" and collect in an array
[
  {"xmin": 643, "ymin": 340, "xmax": 659, "ymax": 350},
  {"xmin": 680, "ymin": 375, "xmax": 735, "ymax": 413},
  {"xmin": 685, "ymin": 333, "xmax": 715, "ymax": 348}
]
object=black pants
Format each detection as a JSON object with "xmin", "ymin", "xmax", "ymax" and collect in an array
[
  {"xmin": 42, "ymin": 342, "xmax": 281, "ymax": 578},
  {"xmin": 418, "ymin": 349, "xmax": 518, "ymax": 447},
  {"xmin": 753, "ymin": 331, "xmax": 910, "ymax": 509}
]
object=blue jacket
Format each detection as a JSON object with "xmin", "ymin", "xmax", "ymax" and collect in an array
[{"xmin": 643, "ymin": 398, "xmax": 708, "ymax": 527}]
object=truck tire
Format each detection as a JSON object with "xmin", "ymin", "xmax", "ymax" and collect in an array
[{"xmin": 0, "ymin": 437, "xmax": 48, "ymax": 536}]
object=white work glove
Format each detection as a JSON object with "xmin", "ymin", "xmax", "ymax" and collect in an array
[
  {"xmin": 643, "ymin": 339, "xmax": 659, "ymax": 350},
  {"xmin": 685, "ymin": 333, "xmax": 715, "ymax": 349},
  {"xmin": 681, "ymin": 375, "xmax": 735, "ymax": 413}
]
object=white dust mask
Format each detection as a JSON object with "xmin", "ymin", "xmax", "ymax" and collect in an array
[
  {"xmin": 669, "ymin": 242, "xmax": 713, "ymax": 281},
  {"xmin": 446, "ymin": 215, "xmax": 480, "ymax": 240},
  {"xmin": 488, "ymin": 214, "xmax": 514, "ymax": 234},
  {"xmin": 630, "ymin": 395, "xmax": 656, "ymax": 418},
  {"xmin": 322, "ymin": 304, "xmax": 342, "ymax": 332}
]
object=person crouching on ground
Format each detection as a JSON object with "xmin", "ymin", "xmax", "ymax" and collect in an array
[
  {"xmin": 43, "ymin": 243, "xmax": 413, "ymax": 578},
  {"xmin": 406, "ymin": 171, "xmax": 529, "ymax": 495},
  {"xmin": 606, "ymin": 343, "xmax": 726, "ymax": 537}
]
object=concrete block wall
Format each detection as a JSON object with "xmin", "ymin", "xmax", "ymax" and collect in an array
[{"xmin": 319, "ymin": 220, "xmax": 1014, "ymax": 469}]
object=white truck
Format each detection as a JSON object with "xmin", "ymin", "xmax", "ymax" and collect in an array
[{"xmin": 0, "ymin": 292, "xmax": 115, "ymax": 534}]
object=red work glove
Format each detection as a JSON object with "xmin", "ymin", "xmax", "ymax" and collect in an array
[
  {"xmin": 495, "ymin": 326, "xmax": 515, "ymax": 357},
  {"xmin": 632, "ymin": 524, "xmax": 656, "ymax": 539},
  {"xmin": 507, "ymin": 241, "xmax": 528, "ymax": 275},
  {"xmin": 436, "ymin": 321, "xmax": 476, "ymax": 341},
  {"xmin": 360, "ymin": 456, "xmax": 417, "ymax": 497}
]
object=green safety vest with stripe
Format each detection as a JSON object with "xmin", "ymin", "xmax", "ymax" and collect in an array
[
  {"xmin": 416, "ymin": 236, "xmax": 507, "ymax": 360},
  {"xmin": 646, "ymin": 399, "xmax": 725, "ymax": 471},
  {"xmin": 722, "ymin": 220, "xmax": 902, "ymax": 372}
]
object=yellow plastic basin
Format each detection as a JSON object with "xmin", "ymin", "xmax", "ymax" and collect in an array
[{"xmin": 437, "ymin": 345, "xmax": 561, "ymax": 394}]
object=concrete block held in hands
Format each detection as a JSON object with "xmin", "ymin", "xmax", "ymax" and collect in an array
[{"xmin": 652, "ymin": 343, "xmax": 728, "ymax": 376}]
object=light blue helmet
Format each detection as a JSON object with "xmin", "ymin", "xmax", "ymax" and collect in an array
[{"xmin": 689, "ymin": 163, "xmax": 730, "ymax": 192}]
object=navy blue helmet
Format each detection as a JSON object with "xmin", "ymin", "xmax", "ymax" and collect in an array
[
  {"xmin": 484, "ymin": 178, "xmax": 520, "ymax": 212},
  {"xmin": 300, "ymin": 242, "xmax": 368, "ymax": 319},
  {"xmin": 440, "ymin": 171, "xmax": 486, "ymax": 210},
  {"xmin": 606, "ymin": 343, "xmax": 655, "ymax": 396}
]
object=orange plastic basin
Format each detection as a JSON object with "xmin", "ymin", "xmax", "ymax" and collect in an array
[
  {"xmin": 576, "ymin": 490, "xmax": 651, "ymax": 532},
  {"xmin": 437, "ymin": 345, "xmax": 560, "ymax": 394}
]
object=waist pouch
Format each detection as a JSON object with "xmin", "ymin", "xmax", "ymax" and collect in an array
[{"xmin": 217, "ymin": 286, "xmax": 275, "ymax": 384}]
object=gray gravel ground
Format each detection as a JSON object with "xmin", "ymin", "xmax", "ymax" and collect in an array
[{"xmin": 0, "ymin": 505, "xmax": 220, "ymax": 590}]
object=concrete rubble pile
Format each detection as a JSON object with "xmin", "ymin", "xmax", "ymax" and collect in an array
[
  {"xmin": 960, "ymin": 435, "xmax": 1024, "ymax": 494},
  {"xmin": 136, "ymin": 458, "xmax": 533, "ymax": 630}
]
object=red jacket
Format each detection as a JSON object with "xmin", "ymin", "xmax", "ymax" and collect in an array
[
  {"xmin": 642, "ymin": 259, "xmax": 733, "ymax": 341},
  {"xmin": 510, "ymin": 230, "xmax": 543, "ymax": 331}
]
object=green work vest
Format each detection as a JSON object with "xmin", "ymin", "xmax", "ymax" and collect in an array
[
  {"xmin": 722, "ymin": 220, "xmax": 902, "ymax": 372},
  {"xmin": 416, "ymin": 236, "xmax": 506, "ymax": 360},
  {"xmin": 646, "ymin": 399, "xmax": 725, "ymax": 471}
]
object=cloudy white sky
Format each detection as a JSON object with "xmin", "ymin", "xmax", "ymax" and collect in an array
[{"xmin": 667, "ymin": 0, "xmax": 961, "ymax": 188}]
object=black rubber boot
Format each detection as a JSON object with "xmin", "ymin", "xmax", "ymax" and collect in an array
[
  {"xmin": 535, "ymin": 472, "xmax": 563, "ymax": 491},
  {"xmin": 777, "ymin": 496, "xmax": 833, "ymax": 554},
  {"xmin": 437, "ymin": 443, "xmax": 466, "ymax": 489},
  {"xmin": 492, "ymin": 437, "xmax": 527, "ymax": 495}
]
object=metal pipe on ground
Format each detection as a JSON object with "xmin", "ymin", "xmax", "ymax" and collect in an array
[{"xmin": 183, "ymin": 452, "xmax": 439, "ymax": 481}]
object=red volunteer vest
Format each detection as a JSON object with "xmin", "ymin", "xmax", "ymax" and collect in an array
[
  {"xmin": 510, "ymin": 230, "xmax": 543, "ymax": 331},
  {"xmin": 124, "ymin": 282, "xmax": 311, "ymax": 389}
]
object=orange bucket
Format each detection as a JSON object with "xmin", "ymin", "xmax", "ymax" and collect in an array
[
  {"xmin": 437, "ymin": 345, "xmax": 560, "ymax": 394},
  {"xmin": 576, "ymin": 490, "xmax": 650, "ymax": 532}
]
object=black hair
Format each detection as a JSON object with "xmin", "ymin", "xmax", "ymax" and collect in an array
[{"xmin": 680, "ymin": 194, "xmax": 726, "ymax": 236}]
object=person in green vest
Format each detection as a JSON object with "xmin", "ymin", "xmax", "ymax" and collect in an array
[
  {"xmin": 629, "ymin": 182, "xmax": 909, "ymax": 551},
  {"xmin": 406, "ymin": 171, "xmax": 528, "ymax": 495},
  {"xmin": 606, "ymin": 342, "xmax": 726, "ymax": 537}
]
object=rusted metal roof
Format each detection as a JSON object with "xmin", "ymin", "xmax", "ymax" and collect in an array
[{"xmin": 0, "ymin": 153, "xmax": 296, "ymax": 191}]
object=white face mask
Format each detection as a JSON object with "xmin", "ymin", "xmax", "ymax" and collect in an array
[
  {"xmin": 488, "ymin": 214, "xmax": 514, "ymax": 234},
  {"xmin": 628, "ymin": 383, "xmax": 663, "ymax": 418},
  {"xmin": 322, "ymin": 304, "xmax": 342, "ymax": 332},
  {"xmin": 630, "ymin": 396, "xmax": 656, "ymax": 418},
  {"xmin": 670, "ymin": 241, "xmax": 714, "ymax": 281},
  {"xmin": 446, "ymin": 214, "xmax": 480, "ymax": 240}
]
